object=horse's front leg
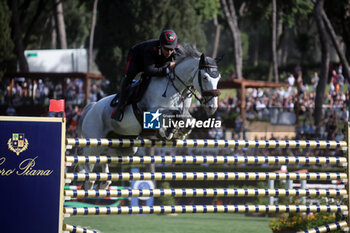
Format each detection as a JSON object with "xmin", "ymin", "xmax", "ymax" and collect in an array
[
  {"xmin": 99, "ymin": 164, "xmax": 112, "ymax": 189},
  {"xmin": 158, "ymin": 127, "xmax": 176, "ymax": 140},
  {"xmin": 174, "ymin": 127, "xmax": 192, "ymax": 139},
  {"xmin": 81, "ymin": 147, "xmax": 99, "ymax": 189},
  {"xmin": 82, "ymin": 164, "xmax": 95, "ymax": 189}
]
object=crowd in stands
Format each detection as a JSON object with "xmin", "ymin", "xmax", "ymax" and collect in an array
[
  {"xmin": 1, "ymin": 64, "xmax": 348, "ymax": 141},
  {"xmin": 154, "ymin": 75, "xmax": 345, "ymax": 166},
  {"xmin": 215, "ymin": 65, "xmax": 348, "ymax": 141},
  {"xmin": 0, "ymin": 77, "xmax": 108, "ymax": 137},
  {"xmin": 0, "ymin": 77, "xmax": 108, "ymax": 107}
]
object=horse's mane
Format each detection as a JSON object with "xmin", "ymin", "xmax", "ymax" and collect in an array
[{"xmin": 175, "ymin": 44, "xmax": 201, "ymax": 64}]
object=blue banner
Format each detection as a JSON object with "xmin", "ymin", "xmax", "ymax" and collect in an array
[{"xmin": 0, "ymin": 117, "xmax": 65, "ymax": 233}]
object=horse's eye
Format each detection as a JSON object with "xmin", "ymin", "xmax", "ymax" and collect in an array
[{"xmin": 203, "ymin": 75, "xmax": 209, "ymax": 81}]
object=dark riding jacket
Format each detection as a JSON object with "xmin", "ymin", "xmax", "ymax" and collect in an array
[{"xmin": 125, "ymin": 39, "xmax": 180, "ymax": 79}]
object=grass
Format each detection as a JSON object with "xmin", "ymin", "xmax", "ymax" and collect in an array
[{"xmin": 64, "ymin": 213, "xmax": 273, "ymax": 233}]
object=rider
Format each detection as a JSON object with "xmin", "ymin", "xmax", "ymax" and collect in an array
[{"xmin": 112, "ymin": 29, "xmax": 179, "ymax": 121}]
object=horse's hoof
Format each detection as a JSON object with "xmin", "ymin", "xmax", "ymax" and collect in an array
[
  {"xmin": 99, "ymin": 181, "xmax": 112, "ymax": 190},
  {"xmin": 166, "ymin": 134, "xmax": 174, "ymax": 140}
]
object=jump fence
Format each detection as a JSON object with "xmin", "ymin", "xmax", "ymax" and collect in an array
[{"xmin": 63, "ymin": 137, "xmax": 350, "ymax": 233}]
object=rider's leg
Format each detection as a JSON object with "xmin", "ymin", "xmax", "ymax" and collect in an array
[
  {"xmin": 112, "ymin": 50, "xmax": 138, "ymax": 121},
  {"xmin": 112, "ymin": 75, "xmax": 132, "ymax": 121}
]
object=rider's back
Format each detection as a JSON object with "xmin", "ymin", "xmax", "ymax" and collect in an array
[{"xmin": 130, "ymin": 39, "xmax": 176, "ymax": 74}]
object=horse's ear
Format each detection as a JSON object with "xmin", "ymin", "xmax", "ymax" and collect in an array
[
  {"xmin": 200, "ymin": 53, "xmax": 205, "ymax": 66},
  {"xmin": 215, "ymin": 54, "xmax": 224, "ymax": 64}
]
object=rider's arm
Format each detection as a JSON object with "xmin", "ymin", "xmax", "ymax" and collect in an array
[{"xmin": 143, "ymin": 51, "xmax": 170, "ymax": 77}]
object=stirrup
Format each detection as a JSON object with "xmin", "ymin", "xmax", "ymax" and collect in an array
[
  {"xmin": 111, "ymin": 108, "xmax": 124, "ymax": 121},
  {"xmin": 116, "ymin": 111, "xmax": 124, "ymax": 121}
]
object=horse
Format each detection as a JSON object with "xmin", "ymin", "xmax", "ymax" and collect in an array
[{"xmin": 77, "ymin": 44, "xmax": 222, "ymax": 189}]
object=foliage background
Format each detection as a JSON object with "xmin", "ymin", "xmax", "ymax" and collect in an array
[{"xmin": 1, "ymin": 0, "xmax": 349, "ymax": 91}]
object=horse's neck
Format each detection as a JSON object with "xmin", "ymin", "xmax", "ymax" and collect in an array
[
  {"xmin": 137, "ymin": 57, "xmax": 198, "ymax": 111},
  {"xmin": 175, "ymin": 58, "xmax": 198, "ymax": 86}
]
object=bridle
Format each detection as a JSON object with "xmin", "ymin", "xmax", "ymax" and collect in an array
[
  {"xmin": 197, "ymin": 63, "xmax": 221, "ymax": 104},
  {"xmin": 164, "ymin": 59, "xmax": 221, "ymax": 105}
]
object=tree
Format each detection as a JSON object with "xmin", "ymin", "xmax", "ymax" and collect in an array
[
  {"xmin": 242, "ymin": 0, "xmax": 313, "ymax": 79},
  {"xmin": 271, "ymin": 0, "xmax": 278, "ymax": 82},
  {"xmin": 95, "ymin": 0, "xmax": 207, "ymax": 92},
  {"xmin": 324, "ymin": 0, "xmax": 350, "ymax": 61},
  {"xmin": 212, "ymin": 16, "xmax": 221, "ymax": 58},
  {"xmin": 11, "ymin": 0, "xmax": 91, "ymax": 50},
  {"xmin": 0, "ymin": 0, "xmax": 15, "ymax": 79},
  {"xmin": 194, "ymin": 0, "xmax": 222, "ymax": 58},
  {"xmin": 54, "ymin": 0, "xmax": 67, "ymax": 49},
  {"xmin": 21, "ymin": 0, "xmax": 47, "ymax": 48},
  {"xmin": 321, "ymin": 8, "xmax": 350, "ymax": 83},
  {"xmin": 314, "ymin": 0, "xmax": 330, "ymax": 133},
  {"xmin": 10, "ymin": 0, "xmax": 28, "ymax": 72},
  {"xmin": 290, "ymin": 1, "xmax": 315, "ymax": 68},
  {"xmin": 243, "ymin": 0, "xmax": 271, "ymax": 68},
  {"xmin": 220, "ymin": 0, "xmax": 243, "ymax": 79},
  {"xmin": 14, "ymin": 0, "xmax": 54, "ymax": 49},
  {"xmin": 88, "ymin": 0, "xmax": 98, "ymax": 72},
  {"xmin": 63, "ymin": 1, "xmax": 91, "ymax": 49}
]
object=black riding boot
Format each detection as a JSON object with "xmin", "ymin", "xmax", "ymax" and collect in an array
[{"xmin": 112, "ymin": 77, "xmax": 131, "ymax": 121}]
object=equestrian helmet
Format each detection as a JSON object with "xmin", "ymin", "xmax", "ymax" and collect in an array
[{"xmin": 159, "ymin": 29, "xmax": 177, "ymax": 49}]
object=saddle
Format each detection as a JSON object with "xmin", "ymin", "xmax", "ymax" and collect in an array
[
  {"xmin": 110, "ymin": 75, "xmax": 152, "ymax": 126},
  {"xmin": 110, "ymin": 74, "xmax": 151, "ymax": 108}
]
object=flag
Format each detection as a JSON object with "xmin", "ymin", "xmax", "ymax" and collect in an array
[{"xmin": 49, "ymin": 99, "xmax": 65, "ymax": 113}]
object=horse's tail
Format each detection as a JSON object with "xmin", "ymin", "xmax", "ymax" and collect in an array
[{"xmin": 77, "ymin": 102, "xmax": 95, "ymax": 137}]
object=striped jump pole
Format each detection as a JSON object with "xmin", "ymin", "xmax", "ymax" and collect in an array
[
  {"xmin": 66, "ymin": 138, "xmax": 346, "ymax": 149},
  {"xmin": 296, "ymin": 221, "xmax": 348, "ymax": 233},
  {"xmin": 65, "ymin": 172, "xmax": 347, "ymax": 182},
  {"xmin": 63, "ymin": 224, "xmax": 100, "ymax": 233},
  {"xmin": 65, "ymin": 155, "xmax": 347, "ymax": 166},
  {"xmin": 347, "ymin": 122, "xmax": 350, "ymax": 228},
  {"xmin": 64, "ymin": 204, "xmax": 348, "ymax": 216},
  {"xmin": 64, "ymin": 188, "xmax": 347, "ymax": 199}
]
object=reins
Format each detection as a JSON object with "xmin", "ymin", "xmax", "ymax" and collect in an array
[{"xmin": 161, "ymin": 58, "xmax": 221, "ymax": 113}]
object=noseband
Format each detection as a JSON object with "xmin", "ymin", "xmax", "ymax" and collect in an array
[{"xmin": 197, "ymin": 64, "xmax": 221, "ymax": 104}]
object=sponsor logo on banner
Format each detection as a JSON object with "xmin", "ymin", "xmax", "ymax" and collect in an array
[
  {"xmin": 1, "ymin": 133, "xmax": 53, "ymax": 177},
  {"xmin": 7, "ymin": 133, "xmax": 29, "ymax": 156}
]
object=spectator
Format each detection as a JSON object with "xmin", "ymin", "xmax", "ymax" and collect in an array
[
  {"xmin": 6, "ymin": 103, "xmax": 16, "ymax": 116},
  {"xmin": 287, "ymin": 73, "xmax": 295, "ymax": 94},
  {"xmin": 234, "ymin": 115, "xmax": 243, "ymax": 139},
  {"xmin": 208, "ymin": 127, "xmax": 224, "ymax": 139},
  {"xmin": 311, "ymin": 72, "xmax": 319, "ymax": 93},
  {"xmin": 331, "ymin": 70, "xmax": 339, "ymax": 92}
]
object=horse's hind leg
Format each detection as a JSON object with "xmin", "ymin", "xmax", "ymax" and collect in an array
[
  {"xmin": 83, "ymin": 164, "xmax": 95, "ymax": 189},
  {"xmin": 98, "ymin": 147, "xmax": 120, "ymax": 189},
  {"xmin": 81, "ymin": 147, "xmax": 99, "ymax": 189},
  {"xmin": 98, "ymin": 163, "xmax": 112, "ymax": 189},
  {"xmin": 97, "ymin": 147, "xmax": 137, "ymax": 189},
  {"xmin": 80, "ymin": 108, "xmax": 106, "ymax": 189}
]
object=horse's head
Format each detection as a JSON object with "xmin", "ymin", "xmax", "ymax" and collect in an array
[{"xmin": 193, "ymin": 54, "xmax": 221, "ymax": 115}]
